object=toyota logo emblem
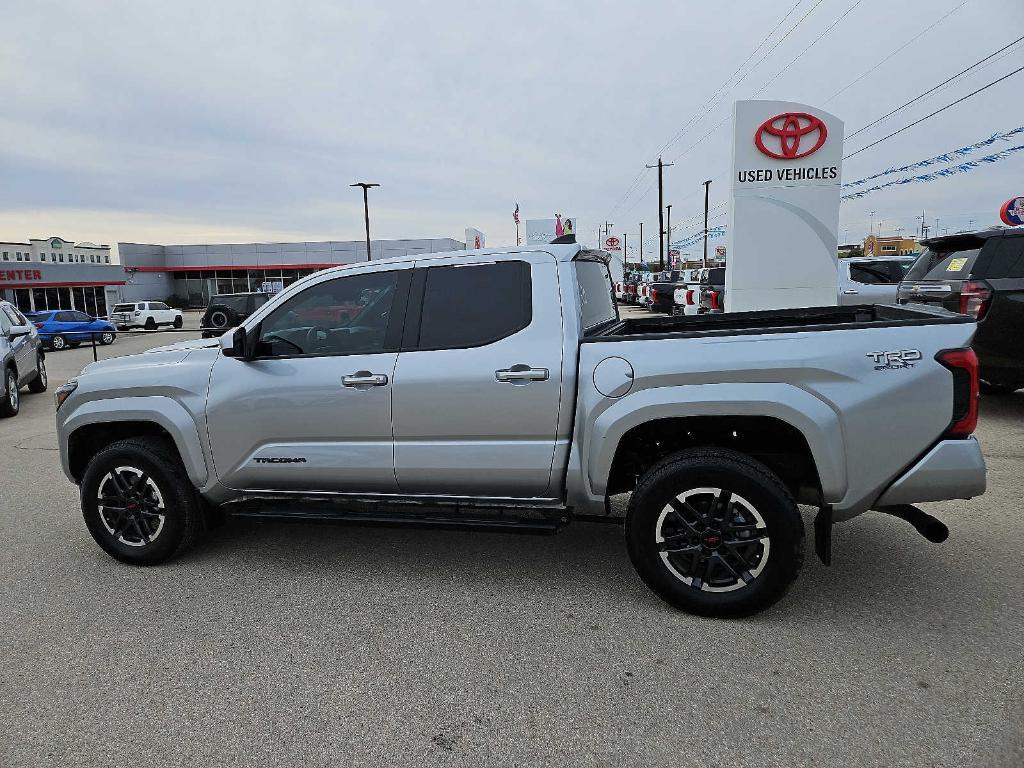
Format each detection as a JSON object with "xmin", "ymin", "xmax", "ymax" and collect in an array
[
  {"xmin": 605, "ymin": 236, "xmax": 620, "ymax": 248},
  {"xmin": 754, "ymin": 112, "xmax": 828, "ymax": 160}
]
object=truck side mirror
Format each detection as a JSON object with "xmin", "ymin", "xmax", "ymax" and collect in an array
[{"xmin": 220, "ymin": 327, "xmax": 248, "ymax": 358}]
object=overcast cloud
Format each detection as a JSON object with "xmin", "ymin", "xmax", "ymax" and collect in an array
[{"xmin": 1, "ymin": 0, "xmax": 1022, "ymax": 257}]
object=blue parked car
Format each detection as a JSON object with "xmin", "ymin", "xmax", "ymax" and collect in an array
[{"xmin": 26, "ymin": 310, "xmax": 117, "ymax": 351}]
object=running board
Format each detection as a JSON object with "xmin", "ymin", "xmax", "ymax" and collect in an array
[{"xmin": 224, "ymin": 498, "xmax": 567, "ymax": 535}]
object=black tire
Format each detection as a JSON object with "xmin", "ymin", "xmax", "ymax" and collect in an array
[
  {"xmin": 206, "ymin": 306, "xmax": 238, "ymax": 331},
  {"xmin": 625, "ymin": 448, "xmax": 804, "ymax": 618},
  {"xmin": 50, "ymin": 334, "xmax": 67, "ymax": 351},
  {"xmin": 980, "ymin": 380, "xmax": 1019, "ymax": 395},
  {"xmin": 98, "ymin": 331, "xmax": 116, "ymax": 345},
  {"xmin": 27, "ymin": 354, "xmax": 47, "ymax": 393},
  {"xmin": 80, "ymin": 437, "xmax": 203, "ymax": 565},
  {"xmin": 173, "ymin": 315, "xmax": 183, "ymax": 329},
  {"xmin": 0, "ymin": 366, "xmax": 19, "ymax": 417},
  {"xmin": 144, "ymin": 317, "xmax": 157, "ymax": 330}
]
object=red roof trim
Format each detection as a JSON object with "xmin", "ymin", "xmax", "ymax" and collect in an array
[
  {"xmin": 129, "ymin": 263, "xmax": 348, "ymax": 273},
  {"xmin": 0, "ymin": 280, "xmax": 126, "ymax": 289}
]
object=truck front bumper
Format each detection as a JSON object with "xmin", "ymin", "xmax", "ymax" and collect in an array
[{"xmin": 875, "ymin": 438, "xmax": 986, "ymax": 507}]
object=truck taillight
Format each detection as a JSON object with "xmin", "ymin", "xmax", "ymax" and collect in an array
[
  {"xmin": 936, "ymin": 348, "xmax": 978, "ymax": 438},
  {"xmin": 958, "ymin": 280, "xmax": 992, "ymax": 320},
  {"xmin": 34, "ymin": 322, "xmax": 44, "ymax": 328},
  {"xmin": 685, "ymin": 289, "xmax": 694, "ymax": 305},
  {"xmin": 651, "ymin": 289, "xmax": 659, "ymax": 303},
  {"xmin": 709, "ymin": 290, "xmax": 721, "ymax": 311}
]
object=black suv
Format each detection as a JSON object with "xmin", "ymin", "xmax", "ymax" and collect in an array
[
  {"xmin": 200, "ymin": 293, "xmax": 271, "ymax": 338},
  {"xmin": 898, "ymin": 228, "xmax": 1024, "ymax": 393}
]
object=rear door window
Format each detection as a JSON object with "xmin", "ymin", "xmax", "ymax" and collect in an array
[
  {"xmin": 905, "ymin": 242, "xmax": 983, "ymax": 281},
  {"xmin": 416, "ymin": 261, "xmax": 531, "ymax": 349},
  {"xmin": 575, "ymin": 260, "xmax": 617, "ymax": 331},
  {"xmin": 849, "ymin": 262, "xmax": 893, "ymax": 284}
]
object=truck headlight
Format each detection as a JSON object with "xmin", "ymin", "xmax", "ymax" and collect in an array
[{"xmin": 54, "ymin": 379, "xmax": 78, "ymax": 411}]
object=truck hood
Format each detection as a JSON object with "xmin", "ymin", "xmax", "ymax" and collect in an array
[
  {"xmin": 144, "ymin": 337, "xmax": 220, "ymax": 353},
  {"xmin": 78, "ymin": 338, "xmax": 218, "ymax": 377}
]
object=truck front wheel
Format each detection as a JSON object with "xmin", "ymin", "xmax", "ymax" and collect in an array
[
  {"xmin": 625, "ymin": 448, "xmax": 804, "ymax": 618},
  {"xmin": 80, "ymin": 437, "xmax": 202, "ymax": 565}
]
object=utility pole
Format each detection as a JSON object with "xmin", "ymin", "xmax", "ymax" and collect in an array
[
  {"xmin": 702, "ymin": 179, "xmax": 712, "ymax": 268},
  {"xmin": 638, "ymin": 222, "xmax": 644, "ymax": 269},
  {"xmin": 646, "ymin": 157, "xmax": 674, "ymax": 270},
  {"xmin": 350, "ymin": 182, "xmax": 380, "ymax": 261},
  {"xmin": 868, "ymin": 210, "xmax": 875, "ymax": 238},
  {"xmin": 622, "ymin": 233, "xmax": 627, "ymax": 266},
  {"xmin": 600, "ymin": 220, "xmax": 614, "ymax": 248},
  {"xmin": 917, "ymin": 210, "xmax": 926, "ymax": 239},
  {"xmin": 665, "ymin": 204, "xmax": 673, "ymax": 269}
]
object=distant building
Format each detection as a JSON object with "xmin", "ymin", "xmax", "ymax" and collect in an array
[
  {"xmin": 118, "ymin": 237, "xmax": 465, "ymax": 307},
  {"xmin": 863, "ymin": 234, "xmax": 919, "ymax": 257},
  {"xmin": 0, "ymin": 236, "xmax": 123, "ymax": 316}
]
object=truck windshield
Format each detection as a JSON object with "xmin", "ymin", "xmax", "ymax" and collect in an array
[
  {"xmin": 575, "ymin": 260, "xmax": 617, "ymax": 332},
  {"xmin": 904, "ymin": 239, "xmax": 984, "ymax": 281}
]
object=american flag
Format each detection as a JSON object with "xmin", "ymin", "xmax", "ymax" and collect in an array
[{"xmin": 513, "ymin": 203, "xmax": 520, "ymax": 224}]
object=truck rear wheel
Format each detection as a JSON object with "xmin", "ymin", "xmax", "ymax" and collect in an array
[
  {"xmin": 80, "ymin": 437, "xmax": 202, "ymax": 565},
  {"xmin": 625, "ymin": 448, "xmax": 804, "ymax": 618}
]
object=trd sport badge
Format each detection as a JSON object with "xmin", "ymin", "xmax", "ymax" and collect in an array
[{"xmin": 754, "ymin": 112, "xmax": 828, "ymax": 160}]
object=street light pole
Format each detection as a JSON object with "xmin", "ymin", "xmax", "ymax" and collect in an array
[
  {"xmin": 350, "ymin": 182, "xmax": 380, "ymax": 261},
  {"xmin": 639, "ymin": 222, "xmax": 643, "ymax": 268}
]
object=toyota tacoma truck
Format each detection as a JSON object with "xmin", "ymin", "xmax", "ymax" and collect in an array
[{"xmin": 54, "ymin": 243, "xmax": 986, "ymax": 617}]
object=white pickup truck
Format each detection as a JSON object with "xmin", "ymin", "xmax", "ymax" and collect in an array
[
  {"xmin": 109, "ymin": 301, "xmax": 184, "ymax": 331},
  {"xmin": 55, "ymin": 243, "xmax": 986, "ymax": 617}
]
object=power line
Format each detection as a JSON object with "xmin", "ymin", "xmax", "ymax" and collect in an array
[
  {"xmin": 649, "ymin": 0, "xmax": 806, "ymax": 159},
  {"xmin": 605, "ymin": 0, "xmax": 824, "ymax": 220},
  {"xmin": 753, "ymin": 0, "xmax": 867, "ymax": 96},
  {"xmin": 847, "ymin": 34, "xmax": 1024, "ymax": 140},
  {"xmin": 844, "ymin": 66, "xmax": 1024, "ymax": 160},
  {"xmin": 823, "ymin": 0, "xmax": 970, "ymax": 106}
]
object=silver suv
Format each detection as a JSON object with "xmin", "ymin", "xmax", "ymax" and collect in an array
[{"xmin": 0, "ymin": 301, "xmax": 47, "ymax": 417}]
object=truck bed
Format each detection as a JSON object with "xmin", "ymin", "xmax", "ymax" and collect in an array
[{"xmin": 591, "ymin": 303, "xmax": 970, "ymax": 342}]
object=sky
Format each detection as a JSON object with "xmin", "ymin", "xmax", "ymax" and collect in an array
[{"xmin": 1, "ymin": 0, "xmax": 1022, "ymax": 261}]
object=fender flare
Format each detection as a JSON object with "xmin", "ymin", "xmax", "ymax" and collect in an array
[
  {"xmin": 60, "ymin": 395, "xmax": 209, "ymax": 488},
  {"xmin": 584, "ymin": 382, "xmax": 847, "ymax": 501}
]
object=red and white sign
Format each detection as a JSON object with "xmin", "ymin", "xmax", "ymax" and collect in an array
[
  {"xmin": 604, "ymin": 236, "xmax": 621, "ymax": 252},
  {"xmin": 754, "ymin": 112, "xmax": 828, "ymax": 160},
  {"xmin": 999, "ymin": 197, "xmax": 1024, "ymax": 227}
]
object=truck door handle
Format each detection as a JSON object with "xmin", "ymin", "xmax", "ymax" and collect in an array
[
  {"xmin": 496, "ymin": 366, "xmax": 549, "ymax": 383},
  {"xmin": 843, "ymin": 289, "xmax": 859, "ymax": 295},
  {"xmin": 342, "ymin": 371, "xmax": 388, "ymax": 387}
]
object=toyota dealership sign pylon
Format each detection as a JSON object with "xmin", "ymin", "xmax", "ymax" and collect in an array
[{"xmin": 726, "ymin": 101, "xmax": 844, "ymax": 312}]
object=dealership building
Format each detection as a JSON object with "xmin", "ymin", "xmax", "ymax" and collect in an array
[
  {"xmin": 0, "ymin": 235, "xmax": 467, "ymax": 315},
  {"xmin": 0, "ymin": 236, "xmax": 124, "ymax": 317},
  {"xmin": 117, "ymin": 237, "xmax": 465, "ymax": 307}
]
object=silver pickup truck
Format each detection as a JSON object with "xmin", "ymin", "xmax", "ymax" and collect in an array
[{"xmin": 54, "ymin": 244, "xmax": 986, "ymax": 617}]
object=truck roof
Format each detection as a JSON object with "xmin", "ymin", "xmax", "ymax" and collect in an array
[{"xmin": 322, "ymin": 243, "xmax": 605, "ymax": 278}]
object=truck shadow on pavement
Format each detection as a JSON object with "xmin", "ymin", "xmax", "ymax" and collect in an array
[{"xmin": 182, "ymin": 506, "xmax": 980, "ymax": 625}]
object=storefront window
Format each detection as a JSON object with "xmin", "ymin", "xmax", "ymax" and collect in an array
[
  {"xmin": 13, "ymin": 289, "xmax": 32, "ymax": 313},
  {"xmin": 33, "ymin": 287, "xmax": 47, "ymax": 310}
]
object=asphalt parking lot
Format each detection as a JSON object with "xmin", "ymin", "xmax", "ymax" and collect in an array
[{"xmin": 1, "ymin": 309, "xmax": 1021, "ymax": 767}]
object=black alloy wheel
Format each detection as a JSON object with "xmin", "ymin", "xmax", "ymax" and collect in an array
[
  {"xmin": 626, "ymin": 448, "xmax": 804, "ymax": 618},
  {"xmin": 81, "ymin": 438, "xmax": 203, "ymax": 565}
]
